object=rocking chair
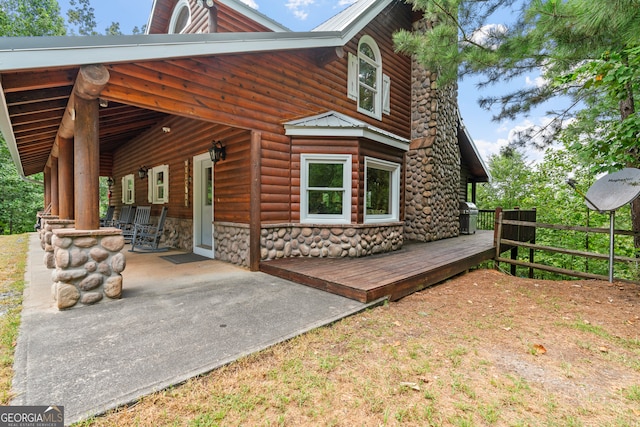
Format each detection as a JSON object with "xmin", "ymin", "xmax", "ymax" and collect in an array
[
  {"xmin": 129, "ymin": 206, "xmax": 169, "ymax": 252},
  {"xmin": 122, "ymin": 206, "xmax": 151, "ymax": 242},
  {"xmin": 113, "ymin": 205, "xmax": 135, "ymax": 230},
  {"xmin": 100, "ymin": 205, "xmax": 116, "ymax": 227}
]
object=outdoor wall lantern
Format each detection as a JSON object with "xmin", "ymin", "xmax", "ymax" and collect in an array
[
  {"xmin": 138, "ymin": 166, "xmax": 149, "ymax": 179},
  {"xmin": 106, "ymin": 176, "xmax": 114, "ymax": 187},
  {"xmin": 209, "ymin": 141, "xmax": 226, "ymax": 164}
]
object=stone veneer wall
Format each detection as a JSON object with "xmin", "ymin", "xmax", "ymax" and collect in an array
[
  {"xmin": 405, "ymin": 18, "xmax": 461, "ymax": 242},
  {"xmin": 163, "ymin": 217, "xmax": 193, "ymax": 251},
  {"xmin": 51, "ymin": 228, "xmax": 125, "ymax": 310},
  {"xmin": 261, "ymin": 223, "xmax": 404, "ymax": 260},
  {"xmin": 214, "ymin": 222, "xmax": 250, "ymax": 267}
]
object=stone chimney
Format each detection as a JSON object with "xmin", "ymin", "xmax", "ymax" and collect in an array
[{"xmin": 404, "ymin": 19, "xmax": 461, "ymax": 242}]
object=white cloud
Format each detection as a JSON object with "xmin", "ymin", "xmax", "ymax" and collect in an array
[
  {"xmin": 469, "ymin": 24, "xmax": 508, "ymax": 50},
  {"xmin": 525, "ymin": 75, "xmax": 546, "ymax": 88},
  {"xmin": 239, "ymin": 0, "xmax": 258, "ymax": 8},
  {"xmin": 338, "ymin": 0, "xmax": 357, "ymax": 5},
  {"xmin": 286, "ymin": 0, "xmax": 315, "ymax": 20}
]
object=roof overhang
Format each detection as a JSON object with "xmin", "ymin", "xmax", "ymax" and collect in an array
[
  {"xmin": 457, "ymin": 112, "xmax": 491, "ymax": 182},
  {"xmin": 284, "ymin": 111, "xmax": 410, "ymax": 151}
]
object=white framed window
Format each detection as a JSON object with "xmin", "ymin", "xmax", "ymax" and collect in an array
[
  {"xmin": 148, "ymin": 165, "xmax": 169, "ymax": 204},
  {"xmin": 169, "ymin": 0, "xmax": 191, "ymax": 34},
  {"xmin": 364, "ymin": 157, "xmax": 400, "ymax": 223},
  {"xmin": 121, "ymin": 174, "xmax": 135, "ymax": 204},
  {"xmin": 300, "ymin": 154, "xmax": 352, "ymax": 224},
  {"xmin": 347, "ymin": 36, "xmax": 390, "ymax": 120}
]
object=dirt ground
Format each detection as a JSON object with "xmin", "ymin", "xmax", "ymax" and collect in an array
[{"xmin": 86, "ymin": 269, "xmax": 640, "ymax": 426}]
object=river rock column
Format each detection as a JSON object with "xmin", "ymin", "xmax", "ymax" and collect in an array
[
  {"xmin": 404, "ymin": 18, "xmax": 461, "ymax": 242},
  {"xmin": 42, "ymin": 219, "xmax": 75, "ymax": 269},
  {"xmin": 51, "ymin": 228, "xmax": 125, "ymax": 310}
]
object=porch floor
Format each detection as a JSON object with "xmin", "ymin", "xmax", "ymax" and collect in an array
[{"xmin": 260, "ymin": 231, "xmax": 495, "ymax": 303}]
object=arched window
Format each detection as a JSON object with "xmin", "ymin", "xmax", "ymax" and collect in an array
[
  {"xmin": 357, "ymin": 36, "xmax": 381, "ymax": 116},
  {"xmin": 347, "ymin": 35, "xmax": 390, "ymax": 120},
  {"xmin": 169, "ymin": 0, "xmax": 191, "ymax": 34}
]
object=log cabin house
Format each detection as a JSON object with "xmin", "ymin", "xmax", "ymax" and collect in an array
[{"xmin": 0, "ymin": 0, "xmax": 489, "ymax": 308}]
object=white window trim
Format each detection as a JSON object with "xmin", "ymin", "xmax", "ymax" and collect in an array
[
  {"xmin": 364, "ymin": 157, "xmax": 400, "ymax": 224},
  {"xmin": 121, "ymin": 174, "xmax": 135, "ymax": 205},
  {"xmin": 300, "ymin": 154, "xmax": 352, "ymax": 225},
  {"xmin": 148, "ymin": 164, "xmax": 169, "ymax": 204},
  {"xmin": 347, "ymin": 36, "xmax": 391, "ymax": 119},
  {"xmin": 357, "ymin": 35, "xmax": 382, "ymax": 120},
  {"xmin": 169, "ymin": 0, "xmax": 191, "ymax": 34}
]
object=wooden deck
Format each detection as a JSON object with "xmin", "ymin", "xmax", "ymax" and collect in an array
[{"xmin": 259, "ymin": 231, "xmax": 496, "ymax": 303}]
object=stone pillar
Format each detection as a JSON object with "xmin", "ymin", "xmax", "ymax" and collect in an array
[
  {"xmin": 404, "ymin": 19, "xmax": 461, "ymax": 242},
  {"xmin": 42, "ymin": 219, "xmax": 75, "ymax": 269},
  {"xmin": 51, "ymin": 228, "xmax": 125, "ymax": 310},
  {"xmin": 38, "ymin": 214, "xmax": 59, "ymax": 249}
]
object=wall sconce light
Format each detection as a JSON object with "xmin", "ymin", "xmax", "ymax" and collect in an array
[
  {"xmin": 208, "ymin": 141, "xmax": 226, "ymax": 164},
  {"xmin": 162, "ymin": 126, "xmax": 171, "ymax": 133},
  {"xmin": 106, "ymin": 176, "xmax": 114, "ymax": 187},
  {"xmin": 138, "ymin": 166, "xmax": 149, "ymax": 179}
]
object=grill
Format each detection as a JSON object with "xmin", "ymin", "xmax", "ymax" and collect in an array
[{"xmin": 459, "ymin": 201, "xmax": 478, "ymax": 234}]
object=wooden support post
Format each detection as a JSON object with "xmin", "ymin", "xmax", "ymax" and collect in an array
[
  {"xmin": 74, "ymin": 96, "xmax": 100, "ymax": 230},
  {"xmin": 58, "ymin": 137, "xmax": 74, "ymax": 220},
  {"xmin": 249, "ymin": 131, "xmax": 261, "ymax": 272},
  {"xmin": 69, "ymin": 65, "xmax": 110, "ymax": 230},
  {"xmin": 50, "ymin": 157, "xmax": 59, "ymax": 216},
  {"xmin": 44, "ymin": 166, "xmax": 51, "ymax": 211},
  {"xmin": 495, "ymin": 211, "xmax": 503, "ymax": 271}
]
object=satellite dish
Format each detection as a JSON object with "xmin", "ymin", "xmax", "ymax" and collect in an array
[{"xmin": 585, "ymin": 168, "xmax": 640, "ymax": 211}]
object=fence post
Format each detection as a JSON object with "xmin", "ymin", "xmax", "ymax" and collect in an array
[
  {"xmin": 495, "ymin": 211, "xmax": 504, "ymax": 271},
  {"xmin": 494, "ymin": 207, "xmax": 502, "ymax": 245}
]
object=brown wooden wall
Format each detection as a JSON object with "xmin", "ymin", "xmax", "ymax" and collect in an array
[
  {"xmin": 148, "ymin": 0, "xmax": 279, "ymax": 35},
  {"xmin": 102, "ymin": 1, "xmax": 414, "ymax": 224},
  {"xmin": 111, "ymin": 114, "xmax": 251, "ymax": 222}
]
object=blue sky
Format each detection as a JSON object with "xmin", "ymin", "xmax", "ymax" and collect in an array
[{"xmin": 58, "ymin": 0, "xmax": 549, "ymax": 165}]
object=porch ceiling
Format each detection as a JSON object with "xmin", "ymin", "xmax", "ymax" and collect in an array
[{"xmin": 2, "ymin": 66, "xmax": 168, "ymax": 177}]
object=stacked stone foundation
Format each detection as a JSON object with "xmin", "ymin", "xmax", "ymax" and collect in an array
[{"xmin": 51, "ymin": 228, "xmax": 125, "ymax": 310}]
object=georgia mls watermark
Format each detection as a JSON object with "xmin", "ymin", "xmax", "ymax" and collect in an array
[{"xmin": 0, "ymin": 406, "xmax": 64, "ymax": 427}]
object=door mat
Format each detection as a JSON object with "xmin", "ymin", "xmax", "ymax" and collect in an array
[{"xmin": 160, "ymin": 253, "xmax": 211, "ymax": 264}]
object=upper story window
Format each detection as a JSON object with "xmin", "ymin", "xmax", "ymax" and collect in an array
[
  {"xmin": 347, "ymin": 35, "xmax": 391, "ymax": 120},
  {"xmin": 169, "ymin": 0, "xmax": 191, "ymax": 34},
  {"xmin": 300, "ymin": 154, "xmax": 352, "ymax": 224}
]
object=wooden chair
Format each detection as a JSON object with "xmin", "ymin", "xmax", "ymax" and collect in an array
[
  {"xmin": 122, "ymin": 206, "xmax": 151, "ymax": 242},
  {"xmin": 113, "ymin": 205, "xmax": 135, "ymax": 230},
  {"xmin": 100, "ymin": 205, "xmax": 116, "ymax": 227},
  {"xmin": 130, "ymin": 206, "xmax": 169, "ymax": 252}
]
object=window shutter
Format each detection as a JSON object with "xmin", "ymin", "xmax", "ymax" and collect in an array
[
  {"xmin": 347, "ymin": 52, "xmax": 358, "ymax": 100},
  {"xmin": 148, "ymin": 169, "xmax": 153, "ymax": 203},
  {"xmin": 382, "ymin": 74, "xmax": 391, "ymax": 115},
  {"xmin": 121, "ymin": 176, "xmax": 126, "ymax": 204}
]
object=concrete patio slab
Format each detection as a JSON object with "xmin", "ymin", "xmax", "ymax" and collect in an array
[{"xmin": 12, "ymin": 234, "xmax": 378, "ymax": 424}]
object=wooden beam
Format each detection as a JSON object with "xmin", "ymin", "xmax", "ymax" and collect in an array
[
  {"xmin": 50, "ymin": 157, "xmax": 59, "ymax": 216},
  {"xmin": 249, "ymin": 131, "xmax": 261, "ymax": 272},
  {"xmin": 57, "ymin": 137, "xmax": 74, "ymax": 220}
]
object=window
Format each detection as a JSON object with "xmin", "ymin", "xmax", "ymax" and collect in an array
[
  {"xmin": 347, "ymin": 36, "xmax": 391, "ymax": 119},
  {"xmin": 121, "ymin": 174, "xmax": 135, "ymax": 204},
  {"xmin": 148, "ymin": 165, "xmax": 169, "ymax": 204},
  {"xmin": 169, "ymin": 0, "xmax": 191, "ymax": 34},
  {"xmin": 364, "ymin": 157, "xmax": 400, "ymax": 223},
  {"xmin": 300, "ymin": 154, "xmax": 352, "ymax": 224}
]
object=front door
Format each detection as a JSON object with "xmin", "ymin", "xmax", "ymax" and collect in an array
[{"xmin": 193, "ymin": 153, "xmax": 213, "ymax": 258}]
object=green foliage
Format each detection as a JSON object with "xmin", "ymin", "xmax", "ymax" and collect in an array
[
  {"xmin": 0, "ymin": 0, "xmax": 65, "ymax": 36},
  {"xmin": 0, "ymin": 142, "xmax": 43, "ymax": 234},
  {"xmin": 476, "ymin": 147, "xmax": 534, "ymax": 210}
]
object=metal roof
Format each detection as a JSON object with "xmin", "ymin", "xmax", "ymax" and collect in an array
[
  {"xmin": 313, "ymin": 0, "xmax": 395, "ymax": 41},
  {"xmin": 284, "ymin": 111, "xmax": 410, "ymax": 151}
]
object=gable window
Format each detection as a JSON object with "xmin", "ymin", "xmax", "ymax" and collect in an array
[
  {"xmin": 169, "ymin": 0, "xmax": 191, "ymax": 34},
  {"xmin": 347, "ymin": 36, "xmax": 391, "ymax": 120},
  {"xmin": 148, "ymin": 165, "xmax": 169, "ymax": 204},
  {"xmin": 121, "ymin": 174, "xmax": 135, "ymax": 204},
  {"xmin": 300, "ymin": 154, "xmax": 352, "ymax": 224},
  {"xmin": 364, "ymin": 157, "xmax": 400, "ymax": 223}
]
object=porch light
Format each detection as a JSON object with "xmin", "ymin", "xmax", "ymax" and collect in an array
[
  {"xmin": 106, "ymin": 176, "xmax": 114, "ymax": 187},
  {"xmin": 138, "ymin": 166, "xmax": 149, "ymax": 179},
  {"xmin": 209, "ymin": 141, "xmax": 226, "ymax": 164}
]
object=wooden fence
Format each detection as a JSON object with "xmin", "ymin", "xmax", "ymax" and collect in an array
[{"xmin": 494, "ymin": 211, "xmax": 640, "ymax": 283}]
